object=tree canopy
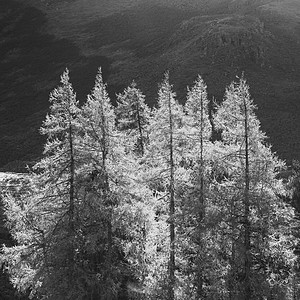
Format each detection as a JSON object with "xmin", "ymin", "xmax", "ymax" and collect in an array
[{"xmin": 0, "ymin": 70, "xmax": 298, "ymax": 300}]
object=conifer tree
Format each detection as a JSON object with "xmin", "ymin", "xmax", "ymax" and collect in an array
[
  {"xmin": 116, "ymin": 81, "xmax": 150, "ymax": 156},
  {"xmin": 78, "ymin": 68, "xmax": 151, "ymax": 299},
  {"xmin": 77, "ymin": 67, "xmax": 119, "ymax": 298},
  {"xmin": 213, "ymin": 77, "xmax": 296, "ymax": 300},
  {"xmin": 115, "ymin": 81, "xmax": 156, "ymax": 295},
  {"xmin": 39, "ymin": 68, "xmax": 80, "ymax": 231},
  {"xmin": 182, "ymin": 75, "xmax": 213, "ymax": 298},
  {"xmin": 1, "ymin": 69, "xmax": 83, "ymax": 299},
  {"xmin": 146, "ymin": 72, "xmax": 186, "ymax": 300}
]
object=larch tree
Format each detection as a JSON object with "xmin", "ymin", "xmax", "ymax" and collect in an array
[
  {"xmin": 116, "ymin": 81, "xmax": 151, "ymax": 156},
  {"xmin": 145, "ymin": 72, "xmax": 186, "ymax": 300},
  {"xmin": 78, "ymin": 68, "xmax": 151, "ymax": 299},
  {"xmin": 77, "ymin": 67, "xmax": 119, "ymax": 299},
  {"xmin": 213, "ymin": 77, "xmax": 297, "ymax": 300},
  {"xmin": 182, "ymin": 75, "xmax": 214, "ymax": 299},
  {"xmin": 115, "ymin": 81, "xmax": 155, "ymax": 293},
  {"xmin": 1, "ymin": 69, "xmax": 83, "ymax": 299}
]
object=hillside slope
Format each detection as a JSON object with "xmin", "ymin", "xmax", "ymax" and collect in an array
[{"xmin": 1, "ymin": 0, "xmax": 300, "ymax": 170}]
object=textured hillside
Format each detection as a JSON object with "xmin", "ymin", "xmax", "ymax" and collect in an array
[{"xmin": 1, "ymin": 0, "xmax": 300, "ymax": 170}]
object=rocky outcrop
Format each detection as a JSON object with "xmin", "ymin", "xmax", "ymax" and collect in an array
[{"xmin": 169, "ymin": 14, "xmax": 273, "ymax": 67}]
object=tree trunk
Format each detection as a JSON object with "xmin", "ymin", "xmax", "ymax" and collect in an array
[
  {"xmin": 69, "ymin": 120, "xmax": 75, "ymax": 232},
  {"xmin": 100, "ymin": 98, "xmax": 114, "ymax": 299},
  {"xmin": 243, "ymin": 98, "xmax": 251, "ymax": 300},
  {"xmin": 168, "ymin": 91, "xmax": 175, "ymax": 300},
  {"xmin": 196, "ymin": 92, "xmax": 206, "ymax": 299},
  {"xmin": 136, "ymin": 98, "xmax": 144, "ymax": 156}
]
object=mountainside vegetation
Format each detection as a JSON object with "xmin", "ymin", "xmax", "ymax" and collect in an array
[{"xmin": 0, "ymin": 69, "xmax": 299, "ymax": 300}]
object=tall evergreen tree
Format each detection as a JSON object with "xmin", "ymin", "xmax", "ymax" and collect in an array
[
  {"xmin": 145, "ymin": 72, "xmax": 186, "ymax": 300},
  {"xmin": 1, "ymin": 69, "xmax": 83, "ymax": 299},
  {"xmin": 77, "ymin": 67, "xmax": 119, "ymax": 299},
  {"xmin": 78, "ymin": 68, "xmax": 151, "ymax": 299},
  {"xmin": 182, "ymin": 75, "xmax": 213, "ymax": 299},
  {"xmin": 213, "ymin": 77, "xmax": 296, "ymax": 300},
  {"xmin": 116, "ymin": 81, "xmax": 150, "ymax": 156}
]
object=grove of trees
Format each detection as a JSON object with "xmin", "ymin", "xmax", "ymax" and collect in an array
[{"xmin": 0, "ymin": 68, "xmax": 298, "ymax": 300}]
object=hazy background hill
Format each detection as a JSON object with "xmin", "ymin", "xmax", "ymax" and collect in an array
[{"xmin": 1, "ymin": 0, "xmax": 300, "ymax": 171}]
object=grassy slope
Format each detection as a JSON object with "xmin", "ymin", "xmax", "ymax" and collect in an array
[{"xmin": 1, "ymin": 0, "xmax": 300, "ymax": 170}]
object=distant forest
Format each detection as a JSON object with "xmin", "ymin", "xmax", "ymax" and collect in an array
[{"xmin": 1, "ymin": 68, "xmax": 300, "ymax": 300}]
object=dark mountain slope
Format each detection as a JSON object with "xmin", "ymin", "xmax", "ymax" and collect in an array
[
  {"xmin": 140, "ymin": 10, "xmax": 300, "ymax": 161},
  {"xmin": 0, "ymin": 0, "xmax": 110, "ymax": 170},
  {"xmin": 95, "ymin": 1, "xmax": 300, "ymax": 161},
  {"xmin": 1, "ymin": 0, "xmax": 300, "ymax": 170},
  {"xmin": 0, "ymin": 0, "xmax": 198, "ymax": 171}
]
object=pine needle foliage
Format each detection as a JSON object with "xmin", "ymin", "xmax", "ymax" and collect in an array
[{"xmin": 0, "ymin": 70, "xmax": 297, "ymax": 300}]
